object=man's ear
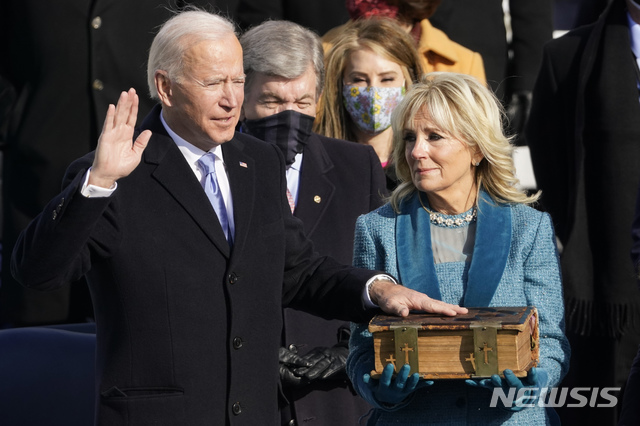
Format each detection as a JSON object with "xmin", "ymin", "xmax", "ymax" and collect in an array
[{"xmin": 155, "ymin": 71, "xmax": 172, "ymax": 107}]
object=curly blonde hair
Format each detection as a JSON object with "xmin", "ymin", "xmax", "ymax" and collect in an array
[{"xmin": 390, "ymin": 72, "xmax": 539, "ymax": 211}]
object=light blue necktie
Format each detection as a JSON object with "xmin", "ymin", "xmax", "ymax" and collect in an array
[{"xmin": 198, "ymin": 153, "xmax": 232, "ymax": 245}]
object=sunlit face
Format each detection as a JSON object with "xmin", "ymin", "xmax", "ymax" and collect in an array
[
  {"xmin": 157, "ymin": 34, "xmax": 245, "ymax": 151},
  {"xmin": 242, "ymin": 65, "xmax": 317, "ymax": 120},
  {"xmin": 342, "ymin": 47, "xmax": 405, "ymax": 88},
  {"xmin": 404, "ymin": 108, "xmax": 479, "ymax": 201}
]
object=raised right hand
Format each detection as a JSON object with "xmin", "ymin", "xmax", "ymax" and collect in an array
[{"xmin": 89, "ymin": 88, "xmax": 152, "ymax": 188}]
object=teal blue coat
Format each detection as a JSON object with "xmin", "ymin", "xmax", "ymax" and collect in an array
[{"xmin": 348, "ymin": 191, "xmax": 570, "ymax": 425}]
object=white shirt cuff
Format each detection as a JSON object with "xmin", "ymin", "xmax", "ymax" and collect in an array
[
  {"xmin": 80, "ymin": 168, "xmax": 117, "ymax": 198},
  {"xmin": 364, "ymin": 274, "xmax": 398, "ymax": 308}
]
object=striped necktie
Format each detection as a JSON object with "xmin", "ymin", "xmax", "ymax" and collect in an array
[{"xmin": 286, "ymin": 189, "xmax": 295, "ymax": 213}]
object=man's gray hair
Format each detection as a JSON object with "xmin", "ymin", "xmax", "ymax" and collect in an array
[
  {"xmin": 147, "ymin": 9, "xmax": 237, "ymax": 100},
  {"xmin": 240, "ymin": 20, "xmax": 325, "ymax": 99}
]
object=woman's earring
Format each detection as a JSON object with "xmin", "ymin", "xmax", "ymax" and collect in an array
[{"xmin": 474, "ymin": 161, "xmax": 481, "ymax": 167}]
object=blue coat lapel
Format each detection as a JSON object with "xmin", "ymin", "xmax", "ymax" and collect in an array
[
  {"xmin": 395, "ymin": 193, "xmax": 442, "ymax": 300},
  {"xmin": 462, "ymin": 191, "xmax": 511, "ymax": 306},
  {"xmin": 395, "ymin": 191, "xmax": 511, "ymax": 307}
]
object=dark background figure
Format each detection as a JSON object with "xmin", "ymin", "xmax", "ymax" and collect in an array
[
  {"xmin": 0, "ymin": 0, "xmax": 237, "ymax": 327},
  {"xmin": 622, "ymin": 182, "xmax": 640, "ymax": 425},
  {"xmin": 526, "ymin": 0, "xmax": 640, "ymax": 424},
  {"xmin": 429, "ymin": 0, "xmax": 553, "ymax": 145},
  {"xmin": 239, "ymin": 20, "xmax": 387, "ymax": 425},
  {"xmin": 235, "ymin": 0, "xmax": 349, "ymax": 34},
  {"xmin": 554, "ymin": 0, "xmax": 611, "ymax": 31}
]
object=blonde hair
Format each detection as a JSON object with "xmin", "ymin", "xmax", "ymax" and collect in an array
[
  {"xmin": 314, "ymin": 17, "xmax": 423, "ymax": 140},
  {"xmin": 390, "ymin": 72, "xmax": 539, "ymax": 211}
]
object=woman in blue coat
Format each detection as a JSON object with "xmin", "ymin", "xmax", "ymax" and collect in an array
[{"xmin": 347, "ymin": 72, "xmax": 570, "ymax": 425}]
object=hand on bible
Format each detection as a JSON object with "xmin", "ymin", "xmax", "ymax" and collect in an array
[
  {"xmin": 465, "ymin": 367, "xmax": 548, "ymax": 411},
  {"xmin": 364, "ymin": 363, "xmax": 433, "ymax": 407},
  {"xmin": 369, "ymin": 280, "xmax": 468, "ymax": 317},
  {"xmin": 90, "ymin": 88, "xmax": 151, "ymax": 189}
]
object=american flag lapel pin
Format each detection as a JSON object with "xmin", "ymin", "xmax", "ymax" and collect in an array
[{"xmin": 239, "ymin": 161, "xmax": 248, "ymax": 168}]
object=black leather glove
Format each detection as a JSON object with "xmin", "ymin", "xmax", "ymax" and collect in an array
[
  {"xmin": 506, "ymin": 90, "xmax": 532, "ymax": 146},
  {"xmin": 293, "ymin": 345, "xmax": 349, "ymax": 382},
  {"xmin": 279, "ymin": 346, "xmax": 312, "ymax": 388}
]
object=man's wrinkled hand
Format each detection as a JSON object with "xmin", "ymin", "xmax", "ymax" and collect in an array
[
  {"xmin": 90, "ymin": 88, "xmax": 151, "ymax": 188},
  {"xmin": 370, "ymin": 280, "xmax": 468, "ymax": 317}
]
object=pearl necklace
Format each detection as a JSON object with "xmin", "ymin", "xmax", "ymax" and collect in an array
[{"xmin": 418, "ymin": 193, "xmax": 477, "ymax": 228}]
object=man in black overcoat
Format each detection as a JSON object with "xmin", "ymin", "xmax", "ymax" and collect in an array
[
  {"xmin": 11, "ymin": 10, "xmax": 465, "ymax": 426},
  {"xmin": 239, "ymin": 20, "xmax": 387, "ymax": 425},
  {"xmin": 526, "ymin": 0, "xmax": 640, "ymax": 423}
]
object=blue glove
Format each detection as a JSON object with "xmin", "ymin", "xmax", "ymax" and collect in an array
[
  {"xmin": 465, "ymin": 367, "xmax": 548, "ymax": 411},
  {"xmin": 364, "ymin": 363, "xmax": 433, "ymax": 407}
]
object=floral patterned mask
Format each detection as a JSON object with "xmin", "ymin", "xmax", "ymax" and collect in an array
[{"xmin": 342, "ymin": 84, "xmax": 405, "ymax": 134}]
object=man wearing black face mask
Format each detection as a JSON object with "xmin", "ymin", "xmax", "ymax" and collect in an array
[{"xmin": 240, "ymin": 20, "xmax": 387, "ymax": 426}]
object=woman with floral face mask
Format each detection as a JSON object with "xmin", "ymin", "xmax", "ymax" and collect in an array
[{"xmin": 315, "ymin": 18, "xmax": 423, "ymax": 190}]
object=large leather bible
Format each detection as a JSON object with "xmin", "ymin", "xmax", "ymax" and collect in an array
[{"xmin": 368, "ymin": 306, "xmax": 539, "ymax": 379}]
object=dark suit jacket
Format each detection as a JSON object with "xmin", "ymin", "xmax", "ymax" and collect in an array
[
  {"xmin": 11, "ymin": 106, "xmax": 379, "ymax": 426},
  {"xmin": 294, "ymin": 134, "xmax": 386, "ymax": 263},
  {"xmin": 281, "ymin": 133, "xmax": 386, "ymax": 425},
  {"xmin": 625, "ymin": 181, "xmax": 640, "ymax": 424}
]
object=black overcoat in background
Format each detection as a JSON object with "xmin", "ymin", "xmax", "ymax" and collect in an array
[
  {"xmin": 281, "ymin": 133, "xmax": 386, "ymax": 426},
  {"xmin": 526, "ymin": 0, "xmax": 640, "ymax": 423}
]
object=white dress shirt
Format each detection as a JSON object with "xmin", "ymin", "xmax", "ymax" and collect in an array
[{"xmin": 285, "ymin": 152, "xmax": 303, "ymax": 207}]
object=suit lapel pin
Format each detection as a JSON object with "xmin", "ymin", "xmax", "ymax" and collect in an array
[
  {"xmin": 239, "ymin": 161, "xmax": 248, "ymax": 168},
  {"xmin": 314, "ymin": 195, "xmax": 321, "ymax": 204}
]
